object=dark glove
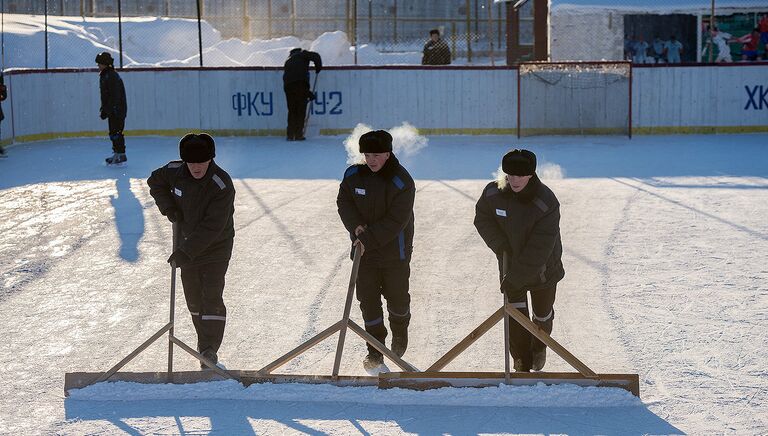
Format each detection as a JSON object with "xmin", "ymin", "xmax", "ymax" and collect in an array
[
  {"xmin": 165, "ymin": 207, "xmax": 183, "ymax": 223},
  {"xmin": 167, "ymin": 250, "xmax": 191, "ymax": 268},
  {"xmin": 307, "ymin": 91, "xmax": 317, "ymax": 102},
  {"xmin": 500, "ymin": 273, "xmax": 521, "ymax": 296},
  {"xmin": 315, "ymin": 66, "xmax": 322, "ymax": 74},
  {"xmin": 100, "ymin": 110, "xmax": 108, "ymax": 120}
]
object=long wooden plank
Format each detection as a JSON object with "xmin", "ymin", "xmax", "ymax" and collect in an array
[
  {"xmin": 426, "ymin": 307, "xmax": 505, "ymax": 371},
  {"xmin": 380, "ymin": 371, "xmax": 640, "ymax": 396},
  {"xmin": 258, "ymin": 320, "xmax": 343, "ymax": 374},
  {"xmin": 504, "ymin": 304, "xmax": 598, "ymax": 378},
  {"xmin": 95, "ymin": 322, "xmax": 174, "ymax": 384},
  {"xmin": 347, "ymin": 320, "xmax": 419, "ymax": 372},
  {"xmin": 240, "ymin": 372, "xmax": 378, "ymax": 387}
]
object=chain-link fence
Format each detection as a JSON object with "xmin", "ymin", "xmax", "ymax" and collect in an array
[{"xmin": 2, "ymin": 0, "xmax": 767, "ymax": 69}]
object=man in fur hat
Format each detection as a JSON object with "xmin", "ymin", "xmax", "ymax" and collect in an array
[
  {"xmin": 336, "ymin": 130, "xmax": 415, "ymax": 372},
  {"xmin": 95, "ymin": 51, "xmax": 128, "ymax": 165},
  {"xmin": 147, "ymin": 133, "xmax": 236, "ymax": 369},
  {"xmin": 473, "ymin": 149, "xmax": 565, "ymax": 372}
]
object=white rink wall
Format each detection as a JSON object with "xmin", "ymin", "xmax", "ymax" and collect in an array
[
  {"xmin": 632, "ymin": 65, "xmax": 768, "ymax": 134},
  {"xmin": 1, "ymin": 64, "xmax": 766, "ymax": 144}
]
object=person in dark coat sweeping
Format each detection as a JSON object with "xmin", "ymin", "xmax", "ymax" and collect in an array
[
  {"xmin": 336, "ymin": 130, "xmax": 416, "ymax": 371},
  {"xmin": 283, "ymin": 48, "xmax": 322, "ymax": 141},
  {"xmin": 147, "ymin": 133, "xmax": 235, "ymax": 368},
  {"xmin": 474, "ymin": 149, "xmax": 565, "ymax": 372}
]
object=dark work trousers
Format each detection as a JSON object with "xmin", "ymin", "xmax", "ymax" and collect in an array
[
  {"xmin": 180, "ymin": 261, "xmax": 229, "ymax": 354},
  {"xmin": 284, "ymin": 81, "xmax": 310, "ymax": 139},
  {"xmin": 355, "ymin": 262, "xmax": 412, "ymax": 356},
  {"xmin": 107, "ymin": 116, "xmax": 126, "ymax": 153},
  {"xmin": 506, "ymin": 285, "xmax": 557, "ymax": 368}
]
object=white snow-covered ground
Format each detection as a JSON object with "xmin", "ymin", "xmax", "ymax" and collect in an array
[
  {"xmin": 1, "ymin": 14, "xmax": 497, "ymax": 69},
  {"xmin": 1, "ymin": 133, "xmax": 767, "ymax": 435}
]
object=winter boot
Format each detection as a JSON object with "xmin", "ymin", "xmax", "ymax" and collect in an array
[
  {"xmin": 0, "ymin": 146, "xmax": 6, "ymax": 158},
  {"xmin": 513, "ymin": 358, "xmax": 531, "ymax": 372},
  {"xmin": 391, "ymin": 329, "xmax": 408, "ymax": 358},
  {"xmin": 200, "ymin": 348, "xmax": 218, "ymax": 370},
  {"xmin": 106, "ymin": 152, "xmax": 127, "ymax": 166},
  {"xmin": 363, "ymin": 350, "xmax": 384, "ymax": 372},
  {"xmin": 532, "ymin": 349, "xmax": 547, "ymax": 371}
]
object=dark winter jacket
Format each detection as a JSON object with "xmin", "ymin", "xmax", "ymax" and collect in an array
[
  {"xmin": 337, "ymin": 154, "xmax": 415, "ymax": 266},
  {"xmin": 474, "ymin": 174, "xmax": 564, "ymax": 293},
  {"xmin": 147, "ymin": 160, "xmax": 235, "ymax": 266},
  {"xmin": 283, "ymin": 50, "xmax": 322, "ymax": 86},
  {"xmin": 422, "ymin": 39, "xmax": 451, "ymax": 65},
  {"xmin": 99, "ymin": 67, "xmax": 127, "ymax": 119}
]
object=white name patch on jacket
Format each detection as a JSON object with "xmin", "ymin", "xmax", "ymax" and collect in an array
[
  {"xmin": 355, "ymin": 188, "xmax": 366, "ymax": 195},
  {"xmin": 495, "ymin": 209, "xmax": 507, "ymax": 217},
  {"xmin": 174, "ymin": 188, "xmax": 183, "ymax": 197}
]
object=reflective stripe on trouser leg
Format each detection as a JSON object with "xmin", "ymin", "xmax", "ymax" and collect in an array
[
  {"xmin": 180, "ymin": 261, "xmax": 229, "ymax": 353},
  {"xmin": 506, "ymin": 290, "xmax": 532, "ymax": 366},
  {"xmin": 530, "ymin": 285, "xmax": 557, "ymax": 352},
  {"xmin": 356, "ymin": 263, "xmax": 389, "ymax": 355},
  {"xmin": 381, "ymin": 263, "xmax": 411, "ymax": 336}
]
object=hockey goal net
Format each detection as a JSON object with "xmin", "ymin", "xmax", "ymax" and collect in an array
[{"xmin": 517, "ymin": 61, "xmax": 632, "ymax": 137}]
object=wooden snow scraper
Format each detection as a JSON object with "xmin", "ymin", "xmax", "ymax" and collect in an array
[
  {"xmin": 380, "ymin": 252, "xmax": 639, "ymax": 396},
  {"xmin": 65, "ymin": 231, "xmax": 638, "ymax": 397}
]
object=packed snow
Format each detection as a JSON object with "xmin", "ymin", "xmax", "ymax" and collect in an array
[
  {"xmin": 1, "ymin": 14, "xmax": 497, "ymax": 69},
  {"xmin": 1, "ymin": 132, "xmax": 766, "ymax": 434}
]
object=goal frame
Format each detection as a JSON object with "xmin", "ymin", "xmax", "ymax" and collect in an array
[{"xmin": 517, "ymin": 60, "xmax": 633, "ymax": 139}]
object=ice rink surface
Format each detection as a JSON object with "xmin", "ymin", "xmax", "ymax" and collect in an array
[{"xmin": 1, "ymin": 133, "xmax": 766, "ymax": 435}]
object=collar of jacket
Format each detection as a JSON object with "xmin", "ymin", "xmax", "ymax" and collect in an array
[
  {"xmin": 99, "ymin": 67, "xmax": 114, "ymax": 76},
  {"xmin": 358, "ymin": 153, "xmax": 400, "ymax": 179}
]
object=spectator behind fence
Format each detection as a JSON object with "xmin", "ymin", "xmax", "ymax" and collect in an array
[
  {"xmin": 737, "ymin": 28, "xmax": 762, "ymax": 61},
  {"xmin": 759, "ymin": 14, "xmax": 768, "ymax": 53},
  {"xmin": 652, "ymin": 35, "xmax": 667, "ymax": 63},
  {"xmin": 624, "ymin": 35, "xmax": 636, "ymax": 61},
  {"xmin": 710, "ymin": 27, "xmax": 734, "ymax": 63},
  {"xmin": 422, "ymin": 29, "xmax": 451, "ymax": 65},
  {"xmin": 633, "ymin": 35, "xmax": 649, "ymax": 64},
  {"xmin": 665, "ymin": 35, "xmax": 683, "ymax": 64}
]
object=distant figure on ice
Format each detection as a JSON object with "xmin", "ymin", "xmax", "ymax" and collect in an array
[
  {"xmin": 0, "ymin": 74, "xmax": 7, "ymax": 158},
  {"xmin": 422, "ymin": 29, "xmax": 451, "ymax": 65},
  {"xmin": 147, "ymin": 133, "xmax": 236, "ymax": 369},
  {"xmin": 96, "ymin": 52, "xmax": 127, "ymax": 166},
  {"xmin": 473, "ymin": 149, "xmax": 565, "ymax": 372},
  {"xmin": 336, "ymin": 130, "xmax": 416, "ymax": 373},
  {"xmin": 283, "ymin": 47, "xmax": 322, "ymax": 141}
]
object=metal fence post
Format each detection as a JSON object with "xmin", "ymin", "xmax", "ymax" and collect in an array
[
  {"xmin": 44, "ymin": 0, "xmax": 49, "ymax": 69},
  {"xmin": 196, "ymin": 0, "xmax": 203, "ymax": 66},
  {"xmin": 117, "ymin": 0, "xmax": 123, "ymax": 68}
]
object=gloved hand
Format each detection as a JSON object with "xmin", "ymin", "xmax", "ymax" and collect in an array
[
  {"xmin": 167, "ymin": 250, "xmax": 191, "ymax": 268},
  {"xmin": 315, "ymin": 66, "xmax": 322, "ymax": 74},
  {"xmin": 308, "ymin": 91, "xmax": 317, "ymax": 102},
  {"xmin": 100, "ymin": 110, "xmax": 108, "ymax": 120},
  {"xmin": 165, "ymin": 207, "xmax": 183, "ymax": 223},
  {"xmin": 500, "ymin": 273, "xmax": 520, "ymax": 295}
]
